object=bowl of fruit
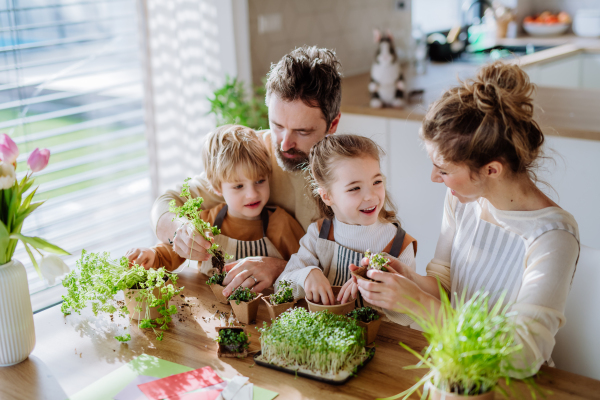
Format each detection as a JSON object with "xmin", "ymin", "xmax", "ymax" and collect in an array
[{"xmin": 523, "ymin": 11, "xmax": 571, "ymax": 36}]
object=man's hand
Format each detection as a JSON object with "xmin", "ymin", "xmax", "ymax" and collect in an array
[
  {"xmin": 221, "ymin": 257, "xmax": 287, "ymax": 297},
  {"xmin": 304, "ymin": 269, "xmax": 335, "ymax": 305},
  {"xmin": 172, "ymin": 222, "xmax": 214, "ymax": 262}
]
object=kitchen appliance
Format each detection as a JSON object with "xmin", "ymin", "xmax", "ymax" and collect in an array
[{"xmin": 573, "ymin": 9, "xmax": 600, "ymax": 37}]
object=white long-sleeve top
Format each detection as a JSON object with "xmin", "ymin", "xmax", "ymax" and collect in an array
[{"xmin": 426, "ymin": 189, "xmax": 580, "ymax": 377}]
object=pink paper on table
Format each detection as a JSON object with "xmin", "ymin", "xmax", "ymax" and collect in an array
[
  {"xmin": 137, "ymin": 366, "xmax": 223, "ymax": 400},
  {"xmin": 169, "ymin": 389, "xmax": 223, "ymax": 400}
]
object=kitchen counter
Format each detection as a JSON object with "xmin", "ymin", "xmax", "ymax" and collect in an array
[{"xmin": 341, "ymin": 37, "xmax": 600, "ymax": 141}]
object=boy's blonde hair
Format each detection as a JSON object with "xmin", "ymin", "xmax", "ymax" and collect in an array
[{"xmin": 202, "ymin": 124, "xmax": 272, "ymax": 191}]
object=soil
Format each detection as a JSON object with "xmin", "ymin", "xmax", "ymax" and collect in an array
[{"xmin": 211, "ymin": 249, "xmax": 226, "ymax": 273}]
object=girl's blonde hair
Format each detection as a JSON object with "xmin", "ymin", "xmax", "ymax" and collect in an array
[
  {"xmin": 421, "ymin": 61, "xmax": 545, "ymax": 180},
  {"xmin": 202, "ymin": 124, "xmax": 271, "ymax": 191},
  {"xmin": 308, "ymin": 134, "xmax": 398, "ymax": 223}
]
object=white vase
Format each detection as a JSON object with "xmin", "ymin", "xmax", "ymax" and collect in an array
[{"xmin": 0, "ymin": 259, "xmax": 36, "ymax": 366}]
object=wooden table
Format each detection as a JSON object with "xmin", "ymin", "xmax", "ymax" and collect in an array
[{"xmin": 2, "ymin": 268, "xmax": 600, "ymax": 400}]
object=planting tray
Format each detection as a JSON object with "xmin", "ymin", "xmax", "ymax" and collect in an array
[{"xmin": 253, "ymin": 347, "xmax": 375, "ymax": 385}]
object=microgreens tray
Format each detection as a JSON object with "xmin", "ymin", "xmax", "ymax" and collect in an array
[{"xmin": 253, "ymin": 347, "xmax": 375, "ymax": 385}]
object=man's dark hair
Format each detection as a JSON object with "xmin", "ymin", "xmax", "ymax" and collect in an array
[{"xmin": 266, "ymin": 46, "xmax": 342, "ymax": 130}]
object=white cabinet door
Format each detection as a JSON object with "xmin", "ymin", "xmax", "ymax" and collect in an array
[
  {"xmin": 388, "ymin": 119, "xmax": 447, "ymax": 274},
  {"xmin": 539, "ymin": 56, "xmax": 581, "ymax": 89},
  {"xmin": 582, "ymin": 54, "xmax": 600, "ymax": 90}
]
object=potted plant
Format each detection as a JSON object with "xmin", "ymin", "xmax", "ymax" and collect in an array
[
  {"xmin": 386, "ymin": 286, "xmax": 538, "ymax": 400},
  {"xmin": 351, "ymin": 250, "xmax": 390, "ymax": 282},
  {"xmin": 61, "ymin": 251, "xmax": 182, "ymax": 341},
  {"xmin": 262, "ymin": 279, "xmax": 296, "ymax": 320},
  {"xmin": 347, "ymin": 307, "xmax": 382, "ymax": 345},
  {"xmin": 215, "ymin": 326, "xmax": 250, "ymax": 358},
  {"xmin": 206, "ymin": 271, "xmax": 229, "ymax": 305},
  {"xmin": 228, "ymin": 287, "xmax": 262, "ymax": 324},
  {"xmin": 306, "ymin": 286, "xmax": 355, "ymax": 315},
  {"xmin": 256, "ymin": 308, "xmax": 373, "ymax": 383},
  {"xmin": 1, "ymin": 135, "xmax": 70, "ymax": 366}
]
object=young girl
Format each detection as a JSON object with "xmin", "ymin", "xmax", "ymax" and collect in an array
[{"xmin": 275, "ymin": 134, "xmax": 417, "ymax": 326}]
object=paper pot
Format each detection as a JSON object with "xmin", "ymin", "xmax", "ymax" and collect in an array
[
  {"xmin": 261, "ymin": 296, "xmax": 296, "ymax": 320},
  {"xmin": 209, "ymin": 283, "xmax": 230, "ymax": 305},
  {"xmin": 357, "ymin": 313, "xmax": 383, "ymax": 344},
  {"xmin": 428, "ymin": 383, "xmax": 495, "ymax": 400},
  {"xmin": 350, "ymin": 265, "xmax": 371, "ymax": 282},
  {"xmin": 229, "ymin": 294, "xmax": 263, "ymax": 324},
  {"xmin": 0, "ymin": 259, "xmax": 36, "ymax": 366},
  {"xmin": 215, "ymin": 326, "xmax": 249, "ymax": 358},
  {"xmin": 124, "ymin": 279, "xmax": 171, "ymax": 321},
  {"xmin": 306, "ymin": 286, "xmax": 355, "ymax": 315}
]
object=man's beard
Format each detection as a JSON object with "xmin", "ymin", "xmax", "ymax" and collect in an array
[{"xmin": 275, "ymin": 147, "xmax": 309, "ymax": 172}]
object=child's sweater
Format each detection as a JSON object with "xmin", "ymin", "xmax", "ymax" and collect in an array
[{"xmin": 276, "ymin": 217, "xmax": 417, "ymax": 325}]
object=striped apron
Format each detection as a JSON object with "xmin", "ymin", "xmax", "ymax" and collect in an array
[
  {"xmin": 450, "ymin": 201, "xmax": 579, "ymax": 308},
  {"xmin": 197, "ymin": 205, "xmax": 283, "ymax": 276}
]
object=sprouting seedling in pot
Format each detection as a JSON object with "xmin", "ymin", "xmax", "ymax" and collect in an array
[
  {"xmin": 228, "ymin": 287, "xmax": 257, "ymax": 305},
  {"xmin": 215, "ymin": 328, "xmax": 250, "ymax": 353},
  {"xmin": 206, "ymin": 271, "xmax": 227, "ymax": 286},
  {"xmin": 347, "ymin": 307, "xmax": 380, "ymax": 323},
  {"xmin": 169, "ymin": 178, "xmax": 232, "ymax": 272},
  {"xmin": 270, "ymin": 280, "xmax": 294, "ymax": 305},
  {"xmin": 365, "ymin": 250, "xmax": 390, "ymax": 272}
]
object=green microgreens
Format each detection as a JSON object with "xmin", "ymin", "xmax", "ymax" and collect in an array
[
  {"xmin": 216, "ymin": 328, "xmax": 250, "ymax": 353},
  {"xmin": 270, "ymin": 280, "xmax": 294, "ymax": 305},
  {"xmin": 168, "ymin": 178, "xmax": 232, "ymax": 264},
  {"xmin": 228, "ymin": 286, "xmax": 257, "ymax": 305},
  {"xmin": 115, "ymin": 334, "xmax": 131, "ymax": 342},
  {"xmin": 365, "ymin": 250, "xmax": 389, "ymax": 272},
  {"xmin": 206, "ymin": 271, "xmax": 227, "ymax": 286},
  {"xmin": 384, "ymin": 283, "xmax": 541, "ymax": 399},
  {"xmin": 61, "ymin": 250, "xmax": 182, "ymax": 342},
  {"xmin": 258, "ymin": 308, "xmax": 366, "ymax": 376},
  {"xmin": 347, "ymin": 307, "xmax": 380, "ymax": 323}
]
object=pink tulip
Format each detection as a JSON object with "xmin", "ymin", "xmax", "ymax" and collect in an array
[
  {"xmin": 27, "ymin": 148, "xmax": 50, "ymax": 172},
  {"xmin": 0, "ymin": 133, "xmax": 19, "ymax": 164}
]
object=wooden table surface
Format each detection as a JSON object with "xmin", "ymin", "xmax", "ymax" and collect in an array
[{"xmin": 2, "ymin": 267, "xmax": 600, "ymax": 400}]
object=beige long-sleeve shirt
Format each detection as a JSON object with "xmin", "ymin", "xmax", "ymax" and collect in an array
[
  {"xmin": 150, "ymin": 130, "xmax": 320, "ymax": 235},
  {"xmin": 426, "ymin": 189, "xmax": 580, "ymax": 377}
]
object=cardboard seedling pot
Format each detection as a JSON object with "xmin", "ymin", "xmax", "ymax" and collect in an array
[
  {"xmin": 306, "ymin": 286, "xmax": 355, "ymax": 315},
  {"xmin": 229, "ymin": 293, "xmax": 263, "ymax": 324},
  {"xmin": 357, "ymin": 313, "xmax": 383, "ymax": 344},
  {"xmin": 350, "ymin": 265, "xmax": 371, "ymax": 282},
  {"xmin": 209, "ymin": 283, "xmax": 230, "ymax": 305},
  {"xmin": 215, "ymin": 326, "xmax": 249, "ymax": 358},
  {"xmin": 262, "ymin": 296, "xmax": 296, "ymax": 320},
  {"xmin": 123, "ymin": 279, "xmax": 172, "ymax": 321},
  {"xmin": 427, "ymin": 383, "xmax": 494, "ymax": 400}
]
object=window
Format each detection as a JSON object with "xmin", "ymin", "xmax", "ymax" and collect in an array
[{"xmin": 0, "ymin": 0, "xmax": 153, "ymax": 311}]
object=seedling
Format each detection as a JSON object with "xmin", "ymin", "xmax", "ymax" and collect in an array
[
  {"xmin": 206, "ymin": 271, "xmax": 227, "ymax": 286},
  {"xmin": 216, "ymin": 328, "xmax": 250, "ymax": 355},
  {"xmin": 61, "ymin": 250, "xmax": 182, "ymax": 342},
  {"xmin": 270, "ymin": 280, "xmax": 294, "ymax": 305},
  {"xmin": 228, "ymin": 287, "xmax": 257, "ymax": 305},
  {"xmin": 365, "ymin": 250, "xmax": 389, "ymax": 271},
  {"xmin": 347, "ymin": 307, "xmax": 380, "ymax": 323}
]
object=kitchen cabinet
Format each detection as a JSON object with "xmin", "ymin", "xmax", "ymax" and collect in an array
[
  {"xmin": 582, "ymin": 54, "xmax": 600, "ymax": 90},
  {"xmin": 524, "ymin": 53, "xmax": 600, "ymax": 90}
]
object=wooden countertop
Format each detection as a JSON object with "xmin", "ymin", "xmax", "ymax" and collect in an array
[
  {"xmin": 2, "ymin": 267, "xmax": 600, "ymax": 399},
  {"xmin": 341, "ymin": 43, "xmax": 600, "ymax": 141}
]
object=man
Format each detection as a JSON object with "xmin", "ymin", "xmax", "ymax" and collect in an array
[{"xmin": 150, "ymin": 46, "xmax": 342, "ymax": 296}]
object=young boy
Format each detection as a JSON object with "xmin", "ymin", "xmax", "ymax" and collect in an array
[{"xmin": 126, "ymin": 125, "xmax": 305, "ymax": 274}]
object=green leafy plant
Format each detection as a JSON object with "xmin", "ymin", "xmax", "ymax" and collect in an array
[
  {"xmin": 115, "ymin": 334, "xmax": 131, "ymax": 342},
  {"xmin": 365, "ymin": 250, "xmax": 389, "ymax": 272},
  {"xmin": 258, "ymin": 308, "xmax": 366, "ymax": 376},
  {"xmin": 384, "ymin": 284, "xmax": 540, "ymax": 399},
  {"xmin": 206, "ymin": 271, "xmax": 227, "ymax": 286},
  {"xmin": 61, "ymin": 250, "xmax": 182, "ymax": 341},
  {"xmin": 270, "ymin": 280, "xmax": 294, "ymax": 305},
  {"xmin": 228, "ymin": 286, "xmax": 257, "ymax": 305},
  {"xmin": 216, "ymin": 328, "xmax": 250, "ymax": 353},
  {"xmin": 169, "ymin": 178, "xmax": 232, "ymax": 272},
  {"xmin": 347, "ymin": 307, "xmax": 380, "ymax": 323},
  {"xmin": 207, "ymin": 76, "xmax": 269, "ymax": 130}
]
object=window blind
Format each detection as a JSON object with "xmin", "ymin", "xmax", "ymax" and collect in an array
[{"xmin": 0, "ymin": 0, "xmax": 154, "ymax": 312}]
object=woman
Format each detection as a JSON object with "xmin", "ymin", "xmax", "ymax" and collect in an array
[{"xmin": 353, "ymin": 61, "xmax": 580, "ymax": 377}]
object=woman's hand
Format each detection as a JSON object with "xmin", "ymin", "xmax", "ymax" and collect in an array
[
  {"xmin": 125, "ymin": 247, "xmax": 156, "ymax": 270},
  {"xmin": 304, "ymin": 269, "xmax": 335, "ymax": 305},
  {"xmin": 356, "ymin": 268, "xmax": 423, "ymax": 313}
]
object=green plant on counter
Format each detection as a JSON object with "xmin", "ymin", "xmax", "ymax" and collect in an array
[
  {"xmin": 207, "ymin": 76, "xmax": 269, "ymax": 130},
  {"xmin": 61, "ymin": 250, "xmax": 182, "ymax": 342},
  {"xmin": 365, "ymin": 250, "xmax": 389, "ymax": 272},
  {"xmin": 258, "ymin": 308, "xmax": 366, "ymax": 376},
  {"xmin": 228, "ymin": 286, "xmax": 257, "ymax": 305},
  {"xmin": 270, "ymin": 280, "xmax": 294, "ymax": 305},
  {"xmin": 206, "ymin": 271, "xmax": 227, "ymax": 286},
  {"xmin": 216, "ymin": 328, "xmax": 250, "ymax": 353},
  {"xmin": 383, "ymin": 283, "xmax": 542, "ymax": 400},
  {"xmin": 347, "ymin": 307, "xmax": 380, "ymax": 323}
]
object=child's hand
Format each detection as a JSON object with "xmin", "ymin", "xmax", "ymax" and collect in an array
[
  {"xmin": 304, "ymin": 269, "xmax": 335, "ymax": 305},
  {"xmin": 125, "ymin": 247, "xmax": 156, "ymax": 270},
  {"xmin": 338, "ymin": 278, "xmax": 358, "ymax": 304}
]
